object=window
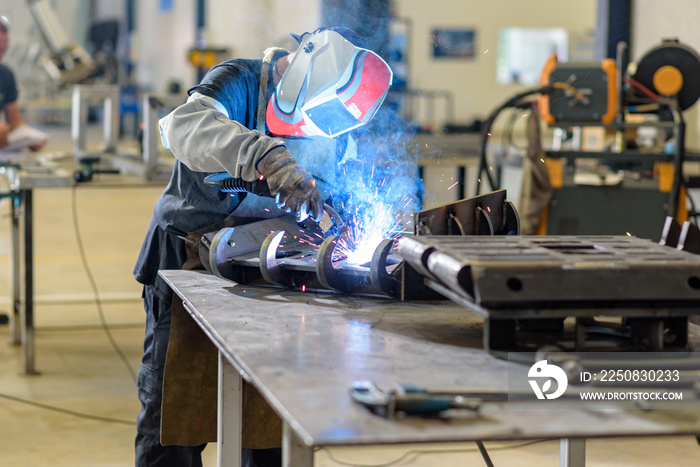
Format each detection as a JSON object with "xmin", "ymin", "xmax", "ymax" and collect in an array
[{"xmin": 497, "ymin": 28, "xmax": 568, "ymax": 85}]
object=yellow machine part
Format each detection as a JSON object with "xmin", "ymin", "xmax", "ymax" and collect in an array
[
  {"xmin": 188, "ymin": 48, "xmax": 225, "ymax": 70},
  {"xmin": 537, "ymin": 55, "xmax": 618, "ymax": 125},
  {"xmin": 633, "ymin": 39, "xmax": 700, "ymax": 110},
  {"xmin": 653, "ymin": 65, "xmax": 684, "ymax": 96}
]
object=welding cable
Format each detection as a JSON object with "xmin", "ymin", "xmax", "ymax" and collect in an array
[
  {"xmin": 476, "ymin": 85, "xmax": 553, "ymax": 194},
  {"xmin": 0, "ymin": 392, "xmax": 135, "ymax": 425},
  {"xmin": 317, "ymin": 438, "xmax": 555, "ymax": 467},
  {"xmin": 71, "ymin": 186, "xmax": 137, "ymax": 384},
  {"xmin": 625, "ymin": 76, "xmax": 661, "ymax": 101}
]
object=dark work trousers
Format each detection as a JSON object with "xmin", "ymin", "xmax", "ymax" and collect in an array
[{"xmin": 134, "ymin": 285, "xmax": 281, "ymax": 467}]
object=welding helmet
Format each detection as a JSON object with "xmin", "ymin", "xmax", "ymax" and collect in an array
[{"xmin": 266, "ymin": 28, "xmax": 393, "ymax": 139}]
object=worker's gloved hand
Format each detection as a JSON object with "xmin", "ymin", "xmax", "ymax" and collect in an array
[{"xmin": 257, "ymin": 146, "xmax": 323, "ymax": 222}]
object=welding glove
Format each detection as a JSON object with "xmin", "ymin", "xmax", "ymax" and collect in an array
[{"xmin": 257, "ymin": 147, "xmax": 324, "ymax": 222}]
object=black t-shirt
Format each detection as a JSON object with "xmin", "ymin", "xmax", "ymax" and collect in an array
[{"xmin": 0, "ymin": 64, "xmax": 18, "ymax": 109}]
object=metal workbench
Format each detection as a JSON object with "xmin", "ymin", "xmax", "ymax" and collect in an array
[
  {"xmin": 0, "ymin": 162, "xmax": 75, "ymax": 374},
  {"xmin": 160, "ymin": 269, "xmax": 700, "ymax": 467}
]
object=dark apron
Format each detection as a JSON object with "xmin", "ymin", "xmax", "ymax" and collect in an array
[{"xmin": 160, "ymin": 214, "xmax": 283, "ymax": 448}]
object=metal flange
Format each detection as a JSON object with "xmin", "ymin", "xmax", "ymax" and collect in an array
[
  {"xmin": 475, "ymin": 206, "xmax": 494, "ymax": 235},
  {"xmin": 208, "ymin": 227, "xmax": 235, "ymax": 280},
  {"xmin": 316, "ymin": 235, "xmax": 344, "ymax": 292},
  {"xmin": 501, "ymin": 201, "xmax": 520, "ymax": 235},
  {"xmin": 370, "ymin": 238, "xmax": 396, "ymax": 296},
  {"xmin": 259, "ymin": 230, "xmax": 294, "ymax": 287}
]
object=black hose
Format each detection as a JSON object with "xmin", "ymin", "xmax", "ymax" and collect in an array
[{"xmin": 475, "ymin": 86, "xmax": 553, "ymax": 195}]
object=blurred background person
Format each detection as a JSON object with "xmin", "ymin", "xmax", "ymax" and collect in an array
[{"xmin": 0, "ymin": 16, "xmax": 47, "ymax": 151}]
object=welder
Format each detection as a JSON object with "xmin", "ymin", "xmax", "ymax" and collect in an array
[{"xmin": 133, "ymin": 27, "xmax": 392, "ymax": 467}]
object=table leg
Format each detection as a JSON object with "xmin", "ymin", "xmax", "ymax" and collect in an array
[
  {"xmin": 71, "ymin": 87, "xmax": 88, "ymax": 159},
  {"xmin": 283, "ymin": 422, "xmax": 313, "ymax": 467},
  {"xmin": 560, "ymin": 438, "xmax": 586, "ymax": 467},
  {"xmin": 21, "ymin": 190, "xmax": 37, "ymax": 375},
  {"xmin": 218, "ymin": 351, "xmax": 242, "ymax": 467},
  {"xmin": 9, "ymin": 193, "xmax": 20, "ymax": 346}
]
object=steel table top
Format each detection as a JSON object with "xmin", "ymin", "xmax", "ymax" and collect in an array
[{"xmin": 160, "ymin": 269, "xmax": 700, "ymax": 447}]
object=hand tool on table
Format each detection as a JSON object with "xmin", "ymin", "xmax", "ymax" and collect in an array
[
  {"xmin": 351, "ymin": 381, "xmax": 496, "ymax": 467},
  {"xmin": 350, "ymin": 380, "xmax": 487, "ymax": 418},
  {"xmin": 203, "ymin": 172, "xmax": 356, "ymax": 249}
]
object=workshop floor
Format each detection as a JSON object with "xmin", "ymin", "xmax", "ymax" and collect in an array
[{"xmin": 1, "ymin": 131, "xmax": 700, "ymax": 466}]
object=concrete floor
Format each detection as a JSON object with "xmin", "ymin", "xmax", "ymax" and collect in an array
[{"xmin": 1, "ymin": 130, "xmax": 700, "ymax": 465}]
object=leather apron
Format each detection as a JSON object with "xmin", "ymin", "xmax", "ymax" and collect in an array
[{"xmin": 160, "ymin": 213, "xmax": 283, "ymax": 448}]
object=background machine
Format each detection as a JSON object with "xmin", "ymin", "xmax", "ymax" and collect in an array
[{"xmin": 479, "ymin": 39, "xmax": 700, "ymax": 241}]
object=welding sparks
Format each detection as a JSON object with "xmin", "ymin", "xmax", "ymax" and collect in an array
[
  {"xmin": 323, "ymin": 132, "xmax": 419, "ymax": 267},
  {"xmin": 447, "ymin": 181, "xmax": 459, "ymax": 190},
  {"xmin": 336, "ymin": 201, "xmax": 409, "ymax": 265}
]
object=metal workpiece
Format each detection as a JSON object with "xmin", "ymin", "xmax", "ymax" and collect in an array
[
  {"xmin": 200, "ymin": 216, "xmax": 306, "ymax": 282},
  {"xmin": 198, "ymin": 214, "xmax": 405, "ymax": 297},
  {"xmin": 414, "ymin": 189, "xmax": 519, "ymax": 236},
  {"xmin": 660, "ymin": 216, "xmax": 683, "ymax": 248},
  {"xmin": 399, "ymin": 235, "xmax": 700, "ymax": 307},
  {"xmin": 398, "ymin": 235, "xmax": 700, "ymax": 351},
  {"xmin": 260, "ymin": 230, "xmax": 294, "ymax": 287},
  {"xmin": 369, "ymin": 238, "xmax": 397, "ymax": 295},
  {"xmin": 678, "ymin": 221, "xmax": 700, "ymax": 255},
  {"xmin": 660, "ymin": 216, "xmax": 700, "ymax": 255},
  {"xmin": 198, "ymin": 190, "xmax": 520, "ymax": 299},
  {"xmin": 315, "ymin": 235, "xmax": 343, "ymax": 291}
]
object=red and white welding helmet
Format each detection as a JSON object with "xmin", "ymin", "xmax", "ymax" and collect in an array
[{"xmin": 266, "ymin": 28, "xmax": 393, "ymax": 139}]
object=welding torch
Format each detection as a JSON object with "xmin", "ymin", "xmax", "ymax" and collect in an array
[{"xmin": 203, "ymin": 172, "xmax": 355, "ymax": 248}]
